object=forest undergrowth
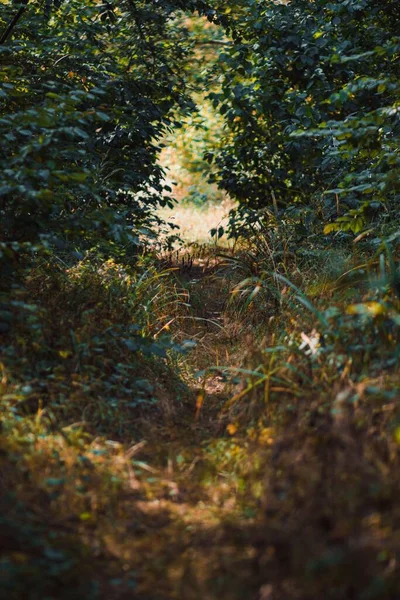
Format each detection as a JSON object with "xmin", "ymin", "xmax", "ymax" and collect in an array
[{"xmin": 1, "ymin": 207, "xmax": 400, "ymax": 600}]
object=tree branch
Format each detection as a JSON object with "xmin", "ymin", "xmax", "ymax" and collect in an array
[{"xmin": 0, "ymin": 0, "xmax": 29, "ymax": 45}]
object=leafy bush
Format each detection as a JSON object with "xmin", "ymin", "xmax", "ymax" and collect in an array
[
  {"xmin": 205, "ymin": 0, "xmax": 400, "ymax": 233},
  {"xmin": 0, "ymin": 0, "xmax": 202, "ymax": 265}
]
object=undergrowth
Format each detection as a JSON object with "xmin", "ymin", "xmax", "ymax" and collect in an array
[
  {"xmin": 0, "ymin": 250, "xmax": 194, "ymax": 598},
  {"xmin": 1, "ymin": 226, "xmax": 400, "ymax": 600},
  {"xmin": 204, "ymin": 226, "xmax": 400, "ymax": 600}
]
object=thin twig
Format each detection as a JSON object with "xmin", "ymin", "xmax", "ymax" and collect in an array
[{"xmin": 0, "ymin": 0, "xmax": 29, "ymax": 45}]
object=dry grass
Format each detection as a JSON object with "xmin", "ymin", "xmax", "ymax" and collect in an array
[{"xmin": 158, "ymin": 198, "xmax": 235, "ymax": 246}]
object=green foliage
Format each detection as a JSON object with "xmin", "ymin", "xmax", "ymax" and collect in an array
[
  {"xmin": 158, "ymin": 11, "xmax": 229, "ymax": 208},
  {"xmin": 205, "ymin": 0, "xmax": 400, "ymax": 233},
  {"xmin": 0, "ymin": 0, "xmax": 201, "ymax": 262},
  {"xmin": 159, "ymin": 95, "xmax": 228, "ymax": 207},
  {"xmin": 1, "ymin": 254, "xmax": 190, "ymax": 433}
]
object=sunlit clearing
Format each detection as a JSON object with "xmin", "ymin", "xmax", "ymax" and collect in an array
[{"xmin": 158, "ymin": 198, "xmax": 235, "ymax": 246}]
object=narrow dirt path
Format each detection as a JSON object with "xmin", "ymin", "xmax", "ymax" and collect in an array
[
  {"xmin": 99, "ymin": 251, "xmax": 263, "ymax": 600},
  {"xmin": 82, "ymin": 237, "xmax": 400, "ymax": 600}
]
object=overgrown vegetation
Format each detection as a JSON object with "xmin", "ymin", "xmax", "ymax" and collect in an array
[
  {"xmin": 1, "ymin": 1, "xmax": 400, "ymax": 599},
  {"xmin": 206, "ymin": 0, "xmax": 399, "ymax": 237}
]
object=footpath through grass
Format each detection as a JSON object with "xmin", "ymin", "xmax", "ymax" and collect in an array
[
  {"xmin": 1, "ymin": 209, "xmax": 400, "ymax": 600},
  {"xmin": 0, "ymin": 243, "xmax": 262, "ymax": 600}
]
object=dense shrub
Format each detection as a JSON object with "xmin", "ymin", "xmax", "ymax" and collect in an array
[{"xmin": 205, "ymin": 0, "xmax": 400, "ymax": 234}]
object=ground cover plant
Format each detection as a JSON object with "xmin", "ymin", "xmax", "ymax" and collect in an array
[{"xmin": 1, "ymin": 1, "xmax": 400, "ymax": 599}]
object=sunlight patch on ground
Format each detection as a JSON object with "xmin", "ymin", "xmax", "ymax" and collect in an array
[{"xmin": 158, "ymin": 199, "xmax": 235, "ymax": 246}]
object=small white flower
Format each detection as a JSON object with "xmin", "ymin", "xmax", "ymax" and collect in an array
[{"xmin": 299, "ymin": 329, "xmax": 321, "ymax": 356}]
